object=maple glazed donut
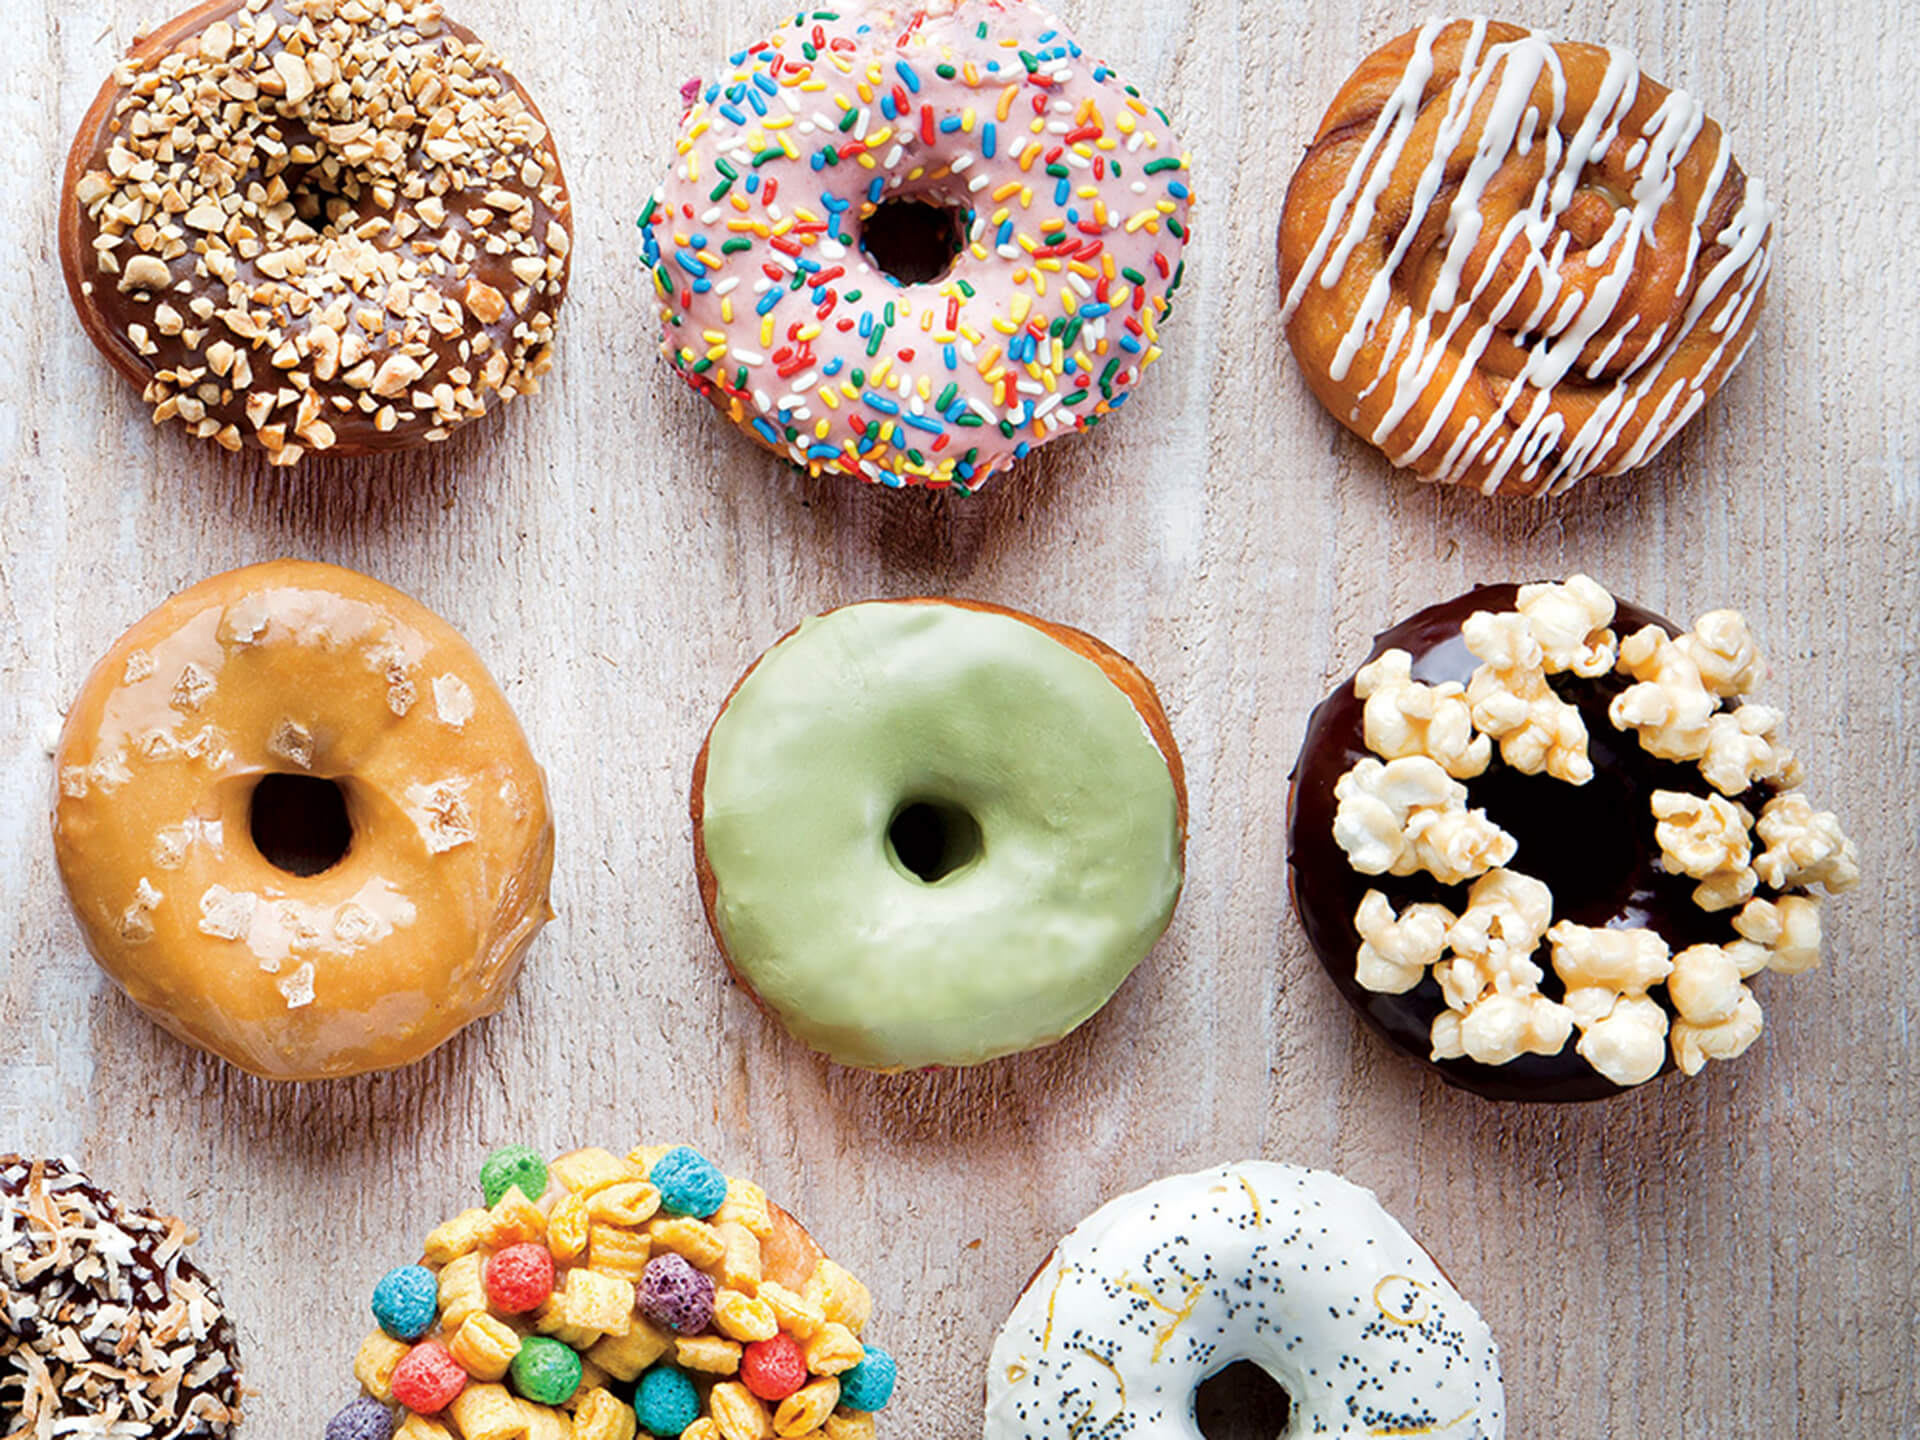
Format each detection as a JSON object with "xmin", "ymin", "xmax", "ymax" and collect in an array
[
  {"xmin": 641, "ymin": 0, "xmax": 1193, "ymax": 492},
  {"xmin": 986, "ymin": 1162, "xmax": 1506, "ymax": 1439},
  {"xmin": 692, "ymin": 599, "xmax": 1186, "ymax": 1069},
  {"xmin": 60, "ymin": 0, "xmax": 572, "ymax": 465},
  {"xmin": 1277, "ymin": 19, "xmax": 1774, "ymax": 497},
  {"xmin": 1287, "ymin": 578, "xmax": 1860, "ymax": 1102},
  {"xmin": 51, "ymin": 561, "xmax": 554, "ymax": 1081}
]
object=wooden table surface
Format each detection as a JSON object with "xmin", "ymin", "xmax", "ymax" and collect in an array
[{"xmin": 4, "ymin": 0, "xmax": 1916, "ymax": 1434}]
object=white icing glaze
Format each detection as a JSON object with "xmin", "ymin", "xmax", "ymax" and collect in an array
[
  {"xmin": 1280, "ymin": 18, "xmax": 1774, "ymax": 496},
  {"xmin": 986, "ymin": 1162, "xmax": 1505, "ymax": 1438}
]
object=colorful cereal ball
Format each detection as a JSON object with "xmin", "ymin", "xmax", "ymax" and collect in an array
[
  {"xmin": 481, "ymin": 1144, "xmax": 550, "ymax": 1207},
  {"xmin": 325, "ymin": 1397, "xmax": 396, "ymax": 1440},
  {"xmin": 483, "ymin": 1242, "xmax": 556, "ymax": 1314},
  {"xmin": 639, "ymin": 1253, "xmax": 715, "ymax": 1334},
  {"xmin": 390, "ymin": 1341, "xmax": 468, "ymax": 1415},
  {"xmin": 634, "ymin": 1365, "xmax": 702, "ymax": 1437},
  {"xmin": 839, "ymin": 1345, "xmax": 897, "ymax": 1411},
  {"xmin": 370, "ymin": 1265, "xmax": 440, "ymax": 1341},
  {"xmin": 649, "ymin": 1146, "xmax": 728, "ymax": 1218},
  {"xmin": 509, "ymin": 1335, "xmax": 583, "ymax": 1406},
  {"xmin": 740, "ymin": 1333, "xmax": 807, "ymax": 1402}
]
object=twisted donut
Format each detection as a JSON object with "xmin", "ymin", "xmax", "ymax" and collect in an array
[{"xmin": 1278, "ymin": 19, "xmax": 1774, "ymax": 497}]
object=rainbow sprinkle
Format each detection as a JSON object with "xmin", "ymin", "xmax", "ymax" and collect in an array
[{"xmin": 641, "ymin": 1, "xmax": 1194, "ymax": 493}]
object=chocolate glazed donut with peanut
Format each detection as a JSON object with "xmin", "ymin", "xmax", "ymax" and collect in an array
[{"xmin": 60, "ymin": 0, "xmax": 572, "ymax": 464}]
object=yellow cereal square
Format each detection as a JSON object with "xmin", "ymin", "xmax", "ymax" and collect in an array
[
  {"xmin": 774, "ymin": 1378, "xmax": 840, "ymax": 1437},
  {"xmin": 712, "ymin": 1288, "xmax": 778, "ymax": 1343},
  {"xmin": 551, "ymin": 1147, "xmax": 637, "ymax": 1196},
  {"xmin": 713, "ymin": 1179, "xmax": 772, "ymax": 1238},
  {"xmin": 682, "ymin": 1423, "xmax": 723, "ymax": 1440},
  {"xmin": 422, "ymin": 1207, "xmax": 492, "ymax": 1266},
  {"xmin": 438, "ymin": 1251, "xmax": 488, "ymax": 1332},
  {"xmin": 758, "ymin": 1281, "xmax": 824, "ymax": 1339},
  {"xmin": 548, "ymin": 1192, "xmax": 592, "ymax": 1263},
  {"xmin": 585, "ymin": 1316, "xmax": 672, "ymax": 1380},
  {"xmin": 575, "ymin": 1357, "xmax": 611, "ymax": 1398},
  {"xmin": 562, "ymin": 1268, "xmax": 636, "ymax": 1336},
  {"xmin": 711, "ymin": 1222, "xmax": 763, "ymax": 1292},
  {"xmin": 518, "ymin": 1401, "xmax": 572, "ymax": 1440},
  {"xmin": 450, "ymin": 1382, "xmax": 528, "ymax": 1440},
  {"xmin": 483, "ymin": 1187, "xmax": 549, "ymax": 1247},
  {"xmin": 709, "ymin": 1381, "xmax": 773, "ymax": 1440},
  {"xmin": 626, "ymin": 1145, "xmax": 673, "ymax": 1175},
  {"xmin": 675, "ymin": 1333, "xmax": 744, "ymax": 1374},
  {"xmin": 801, "ymin": 1322, "xmax": 862, "ymax": 1376},
  {"xmin": 588, "ymin": 1223, "xmax": 652, "ymax": 1279},
  {"xmin": 533, "ymin": 1292, "xmax": 603, "ymax": 1352},
  {"xmin": 353, "ymin": 1330, "xmax": 411, "ymax": 1401},
  {"xmin": 648, "ymin": 1216, "xmax": 726, "ymax": 1270},
  {"xmin": 396, "ymin": 1417, "xmax": 455, "ymax": 1440},
  {"xmin": 450, "ymin": 1311, "xmax": 523, "ymax": 1382},
  {"xmin": 589, "ymin": 1181, "xmax": 662, "ymax": 1228},
  {"xmin": 572, "ymin": 1387, "xmax": 639, "ymax": 1440},
  {"xmin": 822, "ymin": 1412, "xmax": 875, "ymax": 1440},
  {"xmin": 804, "ymin": 1262, "xmax": 871, "ymax": 1334}
]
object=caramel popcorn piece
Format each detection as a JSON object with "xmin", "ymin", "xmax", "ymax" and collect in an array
[
  {"xmin": 1463, "ymin": 609, "xmax": 1595, "ymax": 783},
  {"xmin": 1354, "ymin": 648, "xmax": 1489, "ymax": 778},
  {"xmin": 1754, "ymin": 793, "xmax": 1861, "ymax": 893},
  {"xmin": 1651, "ymin": 790, "xmax": 1758, "ymax": 912},
  {"xmin": 1548, "ymin": 921, "xmax": 1674, "ymax": 1087},
  {"xmin": 1675, "ymin": 609, "xmax": 1765, "ymax": 697},
  {"xmin": 1352, "ymin": 889, "xmax": 1455, "ymax": 995},
  {"xmin": 1332, "ymin": 756, "xmax": 1516, "ymax": 884},
  {"xmin": 1733, "ymin": 895, "xmax": 1824, "ymax": 975},
  {"xmin": 1610, "ymin": 625, "xmax": 1719, "ymax": 761}
]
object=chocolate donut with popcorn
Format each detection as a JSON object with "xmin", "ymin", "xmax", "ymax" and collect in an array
[
  {"xmin": 331, "ymin": 1143, "xmax": 895, "ymax": 1440},
  {"xmin": 1287, "ymin": 577, "xmax": 1859, "ymax": 1101}
]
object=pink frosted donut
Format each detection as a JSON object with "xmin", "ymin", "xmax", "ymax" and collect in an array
[{"xmin": 641, "ymin": 0, "xmax": 1194, "ymax": 492}]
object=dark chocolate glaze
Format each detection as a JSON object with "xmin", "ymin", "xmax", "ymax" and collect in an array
[{"xmin": 1286, "ymin": 584, "xmax": 1786, "ymax": 1103}]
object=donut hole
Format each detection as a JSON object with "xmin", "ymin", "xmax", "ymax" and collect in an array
[
  {"xmin": 1194, "ymin": 1361, "xmax": 1293, "ymax": 1438},
  {"xmin": 860, "ymin": 198, "xmax": 969, "ymax": 285},
  {"xmin": 249, "ymin": 774, "xmax": 353, "ymax": 877},
  {"xmin": 886, "ymin": 799, "xmax": 983, "ymax": 884},
  {"xmin": 282, "ymin": 155, "xmax": 368, "ymax": 235}
]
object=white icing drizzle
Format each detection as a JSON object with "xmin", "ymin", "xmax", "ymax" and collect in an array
[
  {"xmin": 985, "ymin": 1162, "xmax": 1505, "ymax": 1438},
  {"xmin": 1281, "ymin": 19, "xmax": 1775, "ymax": 495}
]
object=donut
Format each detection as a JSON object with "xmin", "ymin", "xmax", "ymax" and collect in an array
[
  {"xmin": 1287, "ymin": 577, "xmax": 1861, "ymax": 1102},
  {"xmin": 330, "ymin": 1142, "xmax": 896, "ymax": 1439},
  {"xmin": 692, "ymin": 599, "xmax": 1186, "ymax": 1069},
  {"xmin": 641, "ymin": 0, "xmax": 1194, "ymax": 492},
  {"xmin": 51, "ymin": 561, "xmax": 554, "ymax": 1081},
  {"xmin": 60, "ymin": 0, "xmax": 572, "ymax": 465},
  {"xmin": 1277, "ymin": 19, "xmax": 1774, "ymax": 497},
  {"xmin": 1, "ymin": 1154, "xmax": 242, "ymax": 1437},
  {"xmin": 986, "ymin": 1161, "xmax": 1506, "ymax": 1438}
]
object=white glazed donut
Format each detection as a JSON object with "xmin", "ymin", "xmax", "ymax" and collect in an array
[{"xmin": 985, "ymin": 1162, "xmax": 1506, "ymax": 1439}]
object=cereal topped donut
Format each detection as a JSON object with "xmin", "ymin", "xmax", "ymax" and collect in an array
[
  {"xmin": 1278, "ymin": 19, "xmax": 1774, "ymax": 497},
  {"xmin": 642, "ymin": 0, "xmax": 1193, "ymax": 492},
  {"xmin": 332, "ymin": 1143, "xmax": 897, "ymax": 1440},
  {"xmin": 51, "ymin": 561, "xmax": 554, "ymax": 1080},
  {"xmin": 60, "ymin": 0, "xmax": 573, "ymax": 465},
  {"xmin": 1287, "ymin": 578, "xmax": 1860, "ymax": 1101}
]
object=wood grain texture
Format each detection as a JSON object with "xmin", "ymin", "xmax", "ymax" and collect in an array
[{"xmin": 3, "ymin": 0, "xmax": 1916, "ymax": 1434}]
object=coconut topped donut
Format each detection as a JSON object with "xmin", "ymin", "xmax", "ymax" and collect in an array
[
  {"xmin": 60, "ymin": 0, "xmax": 572, "ymax": 464},
  {"xmin": 642, "ymin": 0, "xmax": 1193, "ymax": 492},
  {"xmin": 2, "ymin": 1155, "xmax": 242, "ymax": 1437},
  {"xmin": 1288, "ymin": 577, "xmax": 1860, "ymax": 1101}
]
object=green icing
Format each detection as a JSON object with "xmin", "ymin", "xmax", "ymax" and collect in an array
[{"xmin": 700, "ymin": 602, "xmax": 1184, "ymax": 1070}]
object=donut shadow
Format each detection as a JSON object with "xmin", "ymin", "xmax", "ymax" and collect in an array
[
  {"xmin": 165, "ymin": 404, "xmax": 524, "ymax": 549},
  {"xmin": 808, "ymin": 982, "xmax": 1137, "ymax": 1149}
]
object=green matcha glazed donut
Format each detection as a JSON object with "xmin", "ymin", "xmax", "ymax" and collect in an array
[{"xmin": 692, "ymin": 600, "xmax": 1187, "ymax": 1071}]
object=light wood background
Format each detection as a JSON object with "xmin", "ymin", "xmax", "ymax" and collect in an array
[{"xmin": 3, "ymin": 0, "xmax": 1916, "ymax": 1433}]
